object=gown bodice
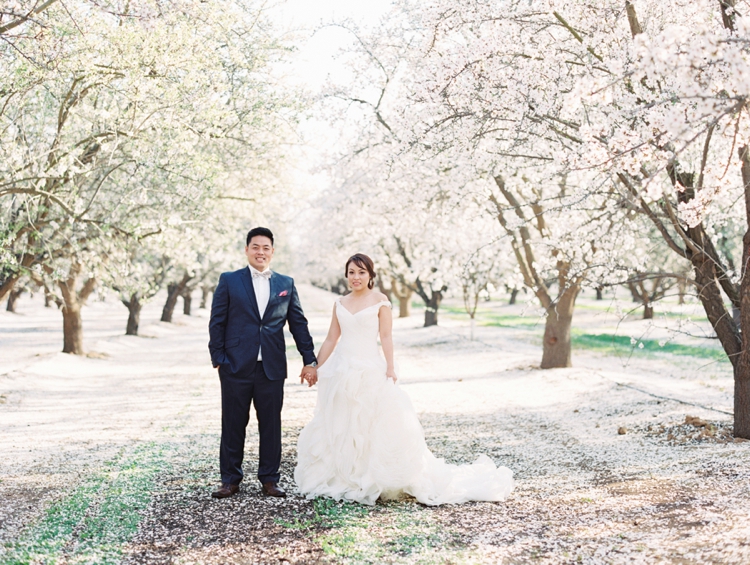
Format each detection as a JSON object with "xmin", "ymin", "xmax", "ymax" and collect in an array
[{"xmin": 333, "ymin": 297, "xmax": 391, "ymax": 357}]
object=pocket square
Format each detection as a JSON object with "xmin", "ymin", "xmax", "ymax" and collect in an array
[{"xmin": 278, "ymin": 290, "xmax": 289, "ymax": 297}]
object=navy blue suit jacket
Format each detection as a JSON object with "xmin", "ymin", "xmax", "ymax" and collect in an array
[{"xmin": 208, "ymin": 268, "xmax": 316, "ymax": 380}]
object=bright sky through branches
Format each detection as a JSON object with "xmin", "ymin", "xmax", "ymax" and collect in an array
[
  {"xmin": 268, "ymin": 0, "xmax": 394, "ymax": 204},
  {"xmin": 275, "ymin": 0, "xmax": 393, "ymax": 90}
]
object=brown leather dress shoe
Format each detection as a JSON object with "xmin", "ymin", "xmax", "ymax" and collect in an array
[
  {"xmin": 211, "ymin": 483, "xmax": 239, "ymax": 499},
  {"xmin": 262, "ymin": 482, "xmax": 286, "ymax": 498}
]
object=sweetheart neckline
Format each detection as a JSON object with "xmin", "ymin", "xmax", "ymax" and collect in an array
[{"xmin": 336, "ymin": 299, "xmax": 389, "ymax": 317}]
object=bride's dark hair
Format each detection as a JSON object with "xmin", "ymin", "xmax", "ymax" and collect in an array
[{"xmin": 345, "ymin": 253, "xmax": 377, "ymax": 290}]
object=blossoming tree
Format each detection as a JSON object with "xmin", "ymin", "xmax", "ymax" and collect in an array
[{"xmin": 0, "ymin": 0, "xmax": 299, "ymax": 353}]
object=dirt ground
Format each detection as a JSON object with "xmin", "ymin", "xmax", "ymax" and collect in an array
[{"xmin": 1, "ymin": 284, "xmax": 749, "ymax": 564}]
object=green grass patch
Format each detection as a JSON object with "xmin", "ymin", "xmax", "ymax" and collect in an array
[
  {"xmin": 478, "ymin": 313, "xmax": 542, "ymax": 328},
  {"xmin": 572, "ymin": 332, "xmax": 728, "ymax": 362},
  {"xmin": 433, "ymin": 303, "xmax": 542, "ymax": 328},
  {"xmin": 282, "ymin": 497, "xmax": 472, "ymax": 564},
  {"xmin": 280, "ymin": 499, "xmax": 383, "ymax": 562},
  {"xmin": 574, "ymin": 301, "xmax": 710, "ymax": 321},
  {"xmin": 440, "ymin": 304, "xmax": 542, "ymax": 328},
  {"xmin": 1, "ymin": 442, "xmax": 171, "ymax": 565},
  {"xmin": 275, "ymin": 498, "xmax": 372, "ymax": 531},
  {"xmin": 386, "ymin": 514, "xmax": 447, "ymax": 557},
  {"xmin": 313, "ymin": 498, "xmax": 371, "ymax": 527},
  {"xmin": 320, "ymin": 528, "xmax": 384, "ymax": 562},
  {"xmin": 0, "ymin": 475, "xmax": 107, "ymax": 565}
]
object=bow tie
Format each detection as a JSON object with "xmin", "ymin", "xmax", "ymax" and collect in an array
[{"xmin": 252, "ymin": 270, "xmax": 272, "ymax": 280}]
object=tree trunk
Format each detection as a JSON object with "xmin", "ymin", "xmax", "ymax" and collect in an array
[
  {"xmin": 595, "ymin": 286, "xmax": 603, "ymax": 300},
  {"xmin": 0, "ymin": 276, "xmax": 19, "ymax": 304},
  {"xmin": 182, "ymin": 290, "xmax": 192, "ymax": 316},
  {"xmin": 470, "ymin": 316, "xmax": 476, "ymax": 341},
  {"xmin": 736, "ymin": 255, "xmax": 750, "ymax": 436},
  {"xmin": 391, "ymin": 278, "xmax": 412, "ymax": 318},
  {"xmin": 58, "ymin": 263, "xmax": 96, "ymax": 355},
  {"xmin": 640, "ymin": 281, "xmax": 654, "ymax": 319},
  {"xmin": 161, "ymin": 272, "xmax": 193, "ymax": 322},
  {"xmin": 735, "ymin": 144, "xmax": 750, "ymax": 438},
  {"xmin": 643, "ymin": 303, "xmax": 654, "ymax": 319},
  {"xmin": 735, "ymin": 361, "xmax": 750, "ymax": 438},
  {"xmin": 0, "ymin": 253, "xmax": 36, "ymax": 303},
  {"xmin": 6, "ymin": 287, "xmax": 24, "ymax": 312},
  {"xmin": 627, "ymin": 282, "xmax": 640, "ymax": 303},
  {"xmin": 200, "ymin": 285, "xmax": 212, "ymax": 309},
  {"xmin": 377, "ymin": 276, "xmax": 393, "ymax": 303},
  {"xmin": 424, "ymin": 291, "xmax": 443, "ymax": 327},
  {"xmin": 677, "ymin": 278, "xmax": 686, "ymax": 305},
  {"xmin": 396, "ymin": 296, "xmax": 409, "ymax": 318},
  {"xmin": 62, "ymin": 304, "xmax": 84, "ymax": 354},
  {"xmin": 509, "ymin": 288, "xmax": 519, "ymax": 305},
  {"xmin": 123, "ymin": 294, "xmax": 142, "ymax": 336},
  {"xmin": 162, "ymin": 284, "xmax": 180, "ymax": 322},
  {"xmin": 540, "ymin": 285, "xmax": 580, "ymax": 369}
]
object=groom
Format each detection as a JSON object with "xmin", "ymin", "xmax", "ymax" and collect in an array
[{"xmin": 208, "ymin": 227, "xmax": 317, "ymax": 499}]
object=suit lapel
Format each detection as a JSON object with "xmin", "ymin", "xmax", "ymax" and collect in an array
[
  {"xmin": 240, "ymin": 267, "xmax": 261, "ymax": 319},
  {"xmin": 262, "ymin": 273, "xmax": 280, "ymax": 322}
]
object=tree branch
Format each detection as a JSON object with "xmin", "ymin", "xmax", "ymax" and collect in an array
[
  {"xmin": 616, "ymin": 172, "xmax": 687, "ymax": 257},
  {"xmin": 625, "ymin": 1, "xmax": 643, "ymax": 38},
  {"xmin": 0, "ymin": 0, "xmax": 59, "ymax": 35},
  {"xmin": 552, "ymin": 11, "xmax": 604, "ymax": 62}
]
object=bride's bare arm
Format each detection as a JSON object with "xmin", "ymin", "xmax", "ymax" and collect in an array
[
  {"xmin": 379, "ymin": 304, "xmax": 397, "ymax": 382},
  {"xmin": 316, "ymin": 305, "xmax": 342, "ymax": 368}
]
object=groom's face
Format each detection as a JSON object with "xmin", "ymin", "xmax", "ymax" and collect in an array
[{"xmin": 245, "ymin": 236, "xmax": 274, "ymax": 271}]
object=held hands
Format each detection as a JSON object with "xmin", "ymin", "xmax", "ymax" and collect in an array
[
  {"xmin": 386, "ymin": 368, "xmax": 398, "ymax": 383},
  {"xmin": 300, "ymin": 365, "xmax": 318, "ymax": 387}
]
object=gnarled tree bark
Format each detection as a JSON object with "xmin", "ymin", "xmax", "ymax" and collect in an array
[
  {"xmin": 122, "ymin": 293, "xmax": 142, "ymax": 336},
  {"xmin": 200, "ymin": 285, "xmax": 214, "ymax": 309},
  {"xmin": 6, "ymin": 286, "xmax": 25, "ymax": 312},
  {"xmin": 391, "ymin": 278, "xmax": 413, "ymax": 318},
  {"xmin": 734, "ymin": 145, "xmax": 750, "ymax": 437},
  {"xmin": 422, "ymin": 286, "xmax": 445, "ymax": 327},
  {"xmin": 541, "ymin": 284, "xmax": 580, "ymax": 369},
  {"xmin": 182, "ymin": 289, "xmax": 192, "ymax": 316},
  {"xmin": 161, "ymin": 272, "xmax": 193, "ymax": 323},
  {"xmin": 508, "ymin": 287, "xmax": 520, "ymax": 305},
  {"xmin": 0, "ymin": 252, "xmax": 35, "ymax": 303},
  {"xmin": 58, "ymin": 263, "xmax": 97, "ymax": 355}
]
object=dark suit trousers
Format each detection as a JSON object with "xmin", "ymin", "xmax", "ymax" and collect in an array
[{"xmin": 219, "ymin": 362, "xmax": 284, "ymax": 485}]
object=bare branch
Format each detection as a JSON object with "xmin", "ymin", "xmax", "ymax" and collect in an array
[
  {"xmin": 719, "ymin": 0, "xmax": 738, "ymax": 32},
  {"xmin": 552, "ymin": 11, "xmax": 604, "ymax": 62},
  {"xmin": 0, "ymin": 0, "xmax": 59, "ymax": 35},
  {"xmin": 697, "ymin": 124, "xmax": 715, "ymax": 190},
  {"xmin": 625, "ymin": 1, "xmax": 643, "ymax": 38},
  {"xmin": 616, "ymin": 172, "xmax": 687, "ymax": 257}
]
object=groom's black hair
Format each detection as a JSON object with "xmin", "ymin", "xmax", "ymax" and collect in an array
[{"xmin": 246, "ymin": 227, "xmax": 274, "ymax": 246}]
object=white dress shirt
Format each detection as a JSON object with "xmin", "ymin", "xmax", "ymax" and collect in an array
[{"xmin": 249, "ymin": 265, "xmax": 271, "ymax": 360}]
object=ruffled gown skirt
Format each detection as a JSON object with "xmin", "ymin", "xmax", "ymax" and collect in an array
[{"xmin": 294, "ymin": 345, "xmax": 514, "ymax": 506}]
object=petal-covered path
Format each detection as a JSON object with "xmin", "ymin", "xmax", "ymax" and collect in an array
[{"xmin": 1, "ymin": 284, "xmax": 749, "ymax": 564}]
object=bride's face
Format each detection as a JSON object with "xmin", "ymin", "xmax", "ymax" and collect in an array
[{"xmin": 347, "ymin": 263, "xmax": 370, "ymax": 291}]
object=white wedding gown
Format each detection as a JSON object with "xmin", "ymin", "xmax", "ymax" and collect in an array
[{"xmin": 294, "ymin": 298, "xmax": 514, "ymax": 506}]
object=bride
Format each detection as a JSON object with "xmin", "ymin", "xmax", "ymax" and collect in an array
[{"xmin": 294, "ymin": 253, "xmax": 514, "ymax": 506}]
